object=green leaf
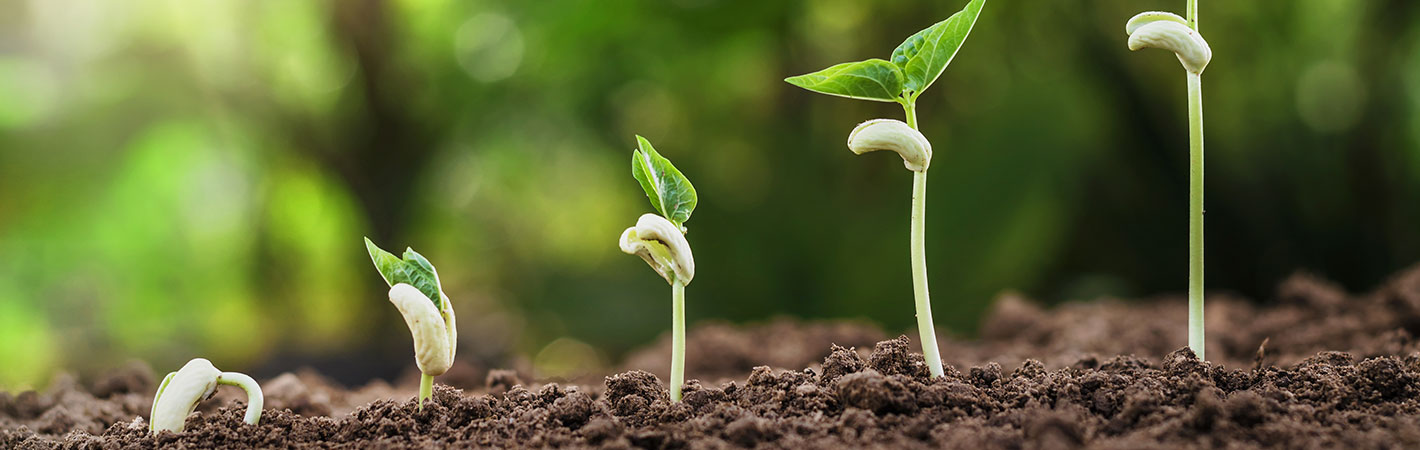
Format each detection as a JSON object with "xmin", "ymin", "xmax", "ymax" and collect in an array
[
  {"xmin": 364, "ymin": 237, "xmax": 443, "ymax": 310},
  {"xmin": 630, "ymin": 143, "xmax": 662, "ymax": 221},
  {"xmin": 630, "ymin": 136, "xmax": 697, "ymax": 230},
  {"xmin": 783, "ymin": 59, "xmax": 905, "ymax": 103},
  {"xmin": 365, "ymin": 238, "xmax": 404, "ymax": 285},
  {"xmin": 890, "ymin": 0, "xmax": 985, "ymax": 100},
  {"xmin": 400, "ymin": 247, "xmax": 443, "ymax": 310}
]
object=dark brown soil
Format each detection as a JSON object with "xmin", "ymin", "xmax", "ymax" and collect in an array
[{"xmin": 4, "ymin": 264, "xmax": 1420, "ymax": 449}]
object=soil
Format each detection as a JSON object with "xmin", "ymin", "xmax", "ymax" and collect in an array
[{"xmin": 4, "ymin": 263, "xmax": 1420, "ymax": 449}]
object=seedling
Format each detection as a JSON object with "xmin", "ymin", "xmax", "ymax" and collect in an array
[
  {"xmin": 1124, "ymin": 2, "xmax": 1212, "ymax": 360},
  {"xmin": 365, "ymin": 238, "xmax": 457, "ymax": 410},
  {"xmin": 618, "ymin": 135, "xmax": 696, "ymax": 402},
  {"xmin": 150, "ymin": 358, "xmax": 263, "ymax": 434},
  {"xmin": 784, "ymin": 0, "xmax": 985, "ymax": 378}
]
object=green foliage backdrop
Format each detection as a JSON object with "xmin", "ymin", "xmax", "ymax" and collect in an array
[{"xmin": 1, "ymin": 0, "xmax": 1418, "ymax": 388}]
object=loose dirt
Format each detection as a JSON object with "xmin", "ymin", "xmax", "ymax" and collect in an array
[{"xmin": 4, "ymin": 264, "xmax": 1419, "ymax": 449}]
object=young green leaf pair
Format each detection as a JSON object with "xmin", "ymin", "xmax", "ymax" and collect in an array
[
  {"xmin": 631, "ymin": 135, "xmax": 697, "ymax": 234},
  {"xmin": 784, "ymin": 0, "xmax": 985, "ymax": 106},
  {"xmin": 365, "ymin": 238, "xmax": 446, "ymax": 311}
]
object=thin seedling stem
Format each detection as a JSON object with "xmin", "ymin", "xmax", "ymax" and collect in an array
[
  {"xmin": 1187, "ymin": 0, "xmax": 1198, "ymax": 29},
  {"xmin": 418, "ymin": 373, "xmax": 433, "ymax": 411},
  {"xmin": 671, "ymin": 278, "xmax": 686, "ymax": 402},
  {"xmin": 903, "ymin": 102, "xmax": 945, "ymax": 378},
  {"xmin": 217, "ymin": 372, "xmax": 265, "ymax": 425},
  {"xmin": 1186, "ymin": 70, "xmax": 1205, "ymax": 361}
]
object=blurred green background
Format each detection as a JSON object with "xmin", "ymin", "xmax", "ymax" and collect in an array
[{"xmin": 2, "ymin": 0, "xmax": 1418, "ymax": 389}]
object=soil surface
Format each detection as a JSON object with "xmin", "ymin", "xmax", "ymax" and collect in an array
[{"xmin": 4, "ymin": 264, "xmax": 1420, "ymax": 449}]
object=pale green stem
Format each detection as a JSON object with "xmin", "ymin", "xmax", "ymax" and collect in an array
[
  {"xmin": 902, "ymin": 101, "xmax": 945, "ymax": 378},
  {"xmin": 1187, "ymin": 71, "xmax": 1205, "ymax": 361},
  {"xmin": 670, "ymin": 278, "xmax": 686, "ymax": 402},
  {"xmin": 216, "ymin": 372, "xmax": 263, "ymax": 425},
  {"xmin": 1184, "ymin": 0, "xmax": 1205, "ymax": 361},
  {"xmin": 1187, "ymin": 0, "xmax": 1198, "ymax": 29},
  {"xmin": 904, "ymin": 100, "xmax": 917, "ymax": 129},
  {"xmin": 418, "ymin": 373, "xmax": 433, "ymax": 411}
]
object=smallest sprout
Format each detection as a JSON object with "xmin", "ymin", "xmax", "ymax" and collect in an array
[{"xmin": 150, "ymin": 358, "xmax": 263, "ymax": 434}]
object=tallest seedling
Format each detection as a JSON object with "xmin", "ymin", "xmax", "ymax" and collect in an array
[
  {"xmin": 1124, "ymin": 1, "xmax": 1212, "ymax": 360},
  {"xmin": 784, "ymin": 0, "xmax": 985, "ymax": 378}
]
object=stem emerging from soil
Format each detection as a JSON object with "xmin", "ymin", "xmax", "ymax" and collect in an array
[
  {"xmin": 418, "ymin": 373, "xmax": 433, "ymax": 411},
  {"xmin": 217, "ymin": 372, "xmax": 264, "ymax": 425},
  {"xmin": 1186, "ymin": 70, "xmax": 1205, "ymax": 361},
  {"xmin": 1184, "ymin": 0, "xmax": 1205, "ymax": 361},
  {"xmin": 903, "ymin": 102, "xmax": 945, "ymax": 378},
  {"xmin": 671, "ymin": 277, "xmax": 686, "ymax": 402}
]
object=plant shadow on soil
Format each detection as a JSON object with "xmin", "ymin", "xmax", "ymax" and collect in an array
[{"xmin": 5, "ymin": 264, "xmax": 1420, "ymax": 448}]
